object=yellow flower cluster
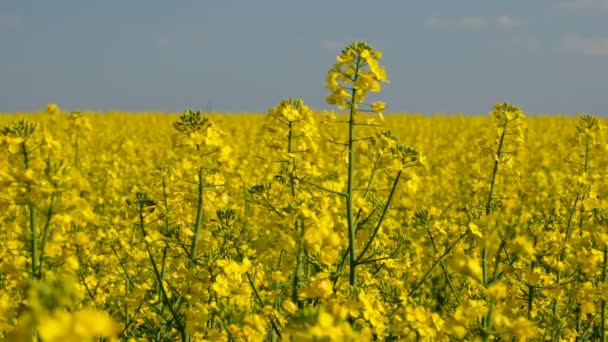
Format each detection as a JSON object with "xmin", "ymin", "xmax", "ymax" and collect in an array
[{"xmin": 326, "ymin": 41, "xmax": 387, "ymax": 117}]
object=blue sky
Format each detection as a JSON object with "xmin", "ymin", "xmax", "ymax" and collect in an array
[{"xmin": 1, "ymin": 0, "xmax": 607, "ymax": 115}]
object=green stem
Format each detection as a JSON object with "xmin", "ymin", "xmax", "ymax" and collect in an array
[
  {"xmin": 486, "ymin": 121, "xmax": 507, "ymax": 216},
  {"xmin": 159, "ymin": 245, "xmax": 168, "ymax": 300},
  {"xmin": 161, "ymin": 171, "xmax": 171, "ymax": 230},
  {"xmin": 38, "ymin": 193, "xmax": 56, "ymax": 278},
  {"xmin": 410, "ymin": 230, "xmax": 470, "ymax": 295},
  {"xmin": 299, "ymin": 178, "xmax": 346, "ymax": 197},
  {"xmin": 553, "ymin": 195, "xmax": 580, "ymax": 316},
  {"xmin": 528, "ymin": 260, "xmax": 536, "ymax": 320},
  {"xmin": 74, "ymin": 133, "xmax": 80, "ymax": 168},
  {"xmin": 482, "ymin": 121, "xmax": 507, "ymax": 341},
  {"xmin": 20, "ymin": 141, "xmax": 40, "ymax": 280},
  {"xmin": 292, "ymin": 222, "xmax": 303, "ymax": 305},
  {"xmin": 602, "ymin": 245, "xmax": 607, "ymax": 342},
  {"xmin": 583, "ymin": 135, "xmax": 589, "ymax": 173},
  {"xmin": 483, "ymin": 302, "xmax": 495, "ymax": 341},
  {"xmin": 29, "ymin": 205, "xmax": 38, "ymax": 279},
  {"xmin": 423, "ymin": 222, "xmax": 459, "ymax": 301},
  {"xmin": 287, "ymin": 120, "xmax": 296, "ymax": 198},
  {"xmin": 332, "ymin": 156, "xmax": 381, "ymax": 284},
  {"xmin": 246, "ymin": 272, "xmax": 282, "ymax": 338},
  {"xmin": 138, "ymin": 206, "xmax": 187, "ymax": 341},
  {"xmin": 21, "ymin": 141, "xmax": 29, "ymax": 168},
  {"xmin": 346, "ymin": 52, "xmax": 362, "ymax": 287},
  {"xmin": 286, "ymin": 120, "xmax": 304, "ymax": 305},
  {"xmin": 156, "ymin": 245, "xmax": 169, "ymax": 341},
  {"xmin": 190, "ymin": 167, "xmax": 205, "ymax": 263},
  {"xmin": 356, "ymin": 170, "xmax": 401, "ymax": 264}
]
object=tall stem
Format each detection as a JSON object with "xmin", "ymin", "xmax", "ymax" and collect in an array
[
  {"xmin": 21, "ymin": 141, "xmax": 40, "ymax": 280},
  {"xmin": 583, "ymin": 135, "xmax": 590, "ymax": 173},
  {"xmin": 486, "ymin": 121, "xmax": 507, "ymax": 216},
  {"xmin": 73, "ymin": 133, "xmax": 80, "ymax": 168},
  {"xmin": 346, "ymin": 53, "xmax": 362, "ymax": 286},
  {"xmin": 602, "ymin": 245, "xmax": 607, "ymax": 342},
  {"xmin": 190, "ymin": 167, "xmax": 205, "ymax": 263},
  {"xmin": 482, "ymin": 121, "xmax": 507, "ymax": 341},
  {"xmin": 29, "ymin": 205, "xmax": 38, "ymax": 278},
  {"xmin": 38, "ymin": 193, "xmax": 56, "ymax": 278},
  {"xmin": 527, "ymin": 260, "xmax": 536, "ymax": 320},
  {"xmin": 287, "ymin": 120, "xmax": 304, "ymax": 305},
  {"xmin": 553, "ymin": 195, "xmax": 580, "ymax": 316},
  {"xmin": 139, "ymin": 205, "xmax": 186, "ymax": 341},
  {"xmin": 356, "ymin": 170, "xmax": 402, "ymax": 263}
]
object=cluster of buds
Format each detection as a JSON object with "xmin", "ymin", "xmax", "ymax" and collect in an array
[
  {"xmin": 487, "ymin": 102, "xmax": 526, "ymax": 166},
  {"xmin": 263, "ymin": 98, "xmax": 319, "ymax": 155},
  {"xmin": 326, "ymin": 41, "xmax": 388, "ymax": 118}
]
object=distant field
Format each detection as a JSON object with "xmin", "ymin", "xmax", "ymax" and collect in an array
[{"xmin": 1, "ymin": 107, "xmax": 606, "ymax": 341}]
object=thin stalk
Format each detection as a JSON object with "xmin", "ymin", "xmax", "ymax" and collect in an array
[
  {"xmin": 246, "ymin": 272, "xmax": 282, "ymax": 338},
  {"xmin": 410, "ymin": 230, "xmax": 470, "ymax": 295},
  {"xmin": 483, "ymin": 302, "xmax": 496, "ymax": 341},
  {"xmin": 346, "ymin": 53, "xmax": 362, "ymax": 286},
  {"xmin": 161, "ymin": 171, "xmax": 171, "ymax": 230},
  {"xmin": 190, "ymin": 167, "xmax": 205, "ymax": 263},
  {"xmin": 332, "ymin": 156, "xmax": 381, "ymax": 284},
  {"xmin": 557, "ymin": 132, "xmax": 592, "ymax": 333},
  {"xmin": 583, "ymin": 135, "xmax": 589, "ymax": 173},
  {"xmin": 138, "ymin": 205, "xmax": 186, "ymax": 341},
  {"xmin": 292, "ymin": 222, "xmax": 303, "ymax": 305},
  {"xmin": 299, "ymin": 178, "xmax": 346, "ymax": 197},
  {"xmin": 282, "ymin": 118, "xmax": 306, "ymax": 308},
  {"xmin": 423, "ymin": 223, "xmax": 458, "ymax": 301},
  {"xmin": 388, "ymin": 231, "xmax": 469, "ymax": 324},
  {"xmin": 73, "ymin": 132, "xmax": 80, "ymax": 168},
  {"xmin": 29, "ymin": 206, "xmax": 38, "ymax": 278},
  {"xmin": 159, "ymin": 245, "xmax": 168, "ymax": 300},
  {"xmin": 38, "ymin": 193, "xmax": 56, "ymax": 278},
  {"xmin": 528, "ymin": 260, "xmax": 536, "ymax": 320},
  {"xmin": 553, "ymin": 195, "xmax": 580, "ymax": 316},
  {"xmin": 486, "ymin": 121, "xmax": 507, "ymax": 216},
  {"xmin": 482, "ymin": 121, "xmax": 507, "ymax": 342},
  {"xmin": 356, "ymin": 170, "xmax": 401, "ymax": 264},
  {"xmin": 156, "ymin": 245, "xmax": 169, "ymax": 341},
  {"xmin": 287, "ymin": 120, "xmax": 296, "ymax": 198},
  {"xmin": 110, "ymin": 244, "xmax": 135, "ymax": 338},
  {"xmin": 602, "ymin": 245, "xmax": 607, "ymax": 342},
  {"xmin": 20, "ymin": 141, "xmax": 41, "ymax": 280}
]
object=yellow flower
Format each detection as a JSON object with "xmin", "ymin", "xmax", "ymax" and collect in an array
[
  {"xmin": 486, "ymin": 282, "xmax": 507, "ymax": 301},
  {"xmin": 301, "ymin": 273, "xmax": 334, "ymax": 299},
  {"xmin": 468, "ymin": 222, "xmax": 483, "ymax": 238},
  {"xmin": 326, "ymin": 41, "xmax": 388, "ymax": 107},
  {"xmin": 37, "ymin": 309, "xmax": 120, "ymax": 342},
  {"xmin": 370, "ymin": 101, "xmax": 386, "ymax": 114},
  {"xmin": 282, "ymin": 300, "xmax": 298, "ymax": 314}
]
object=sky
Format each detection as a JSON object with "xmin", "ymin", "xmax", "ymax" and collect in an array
[{"xmin": 0, "ymin": 0, "xmax": 607, "ymax": 115}]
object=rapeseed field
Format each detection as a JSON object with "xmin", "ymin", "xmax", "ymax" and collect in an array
[{"xmin": 1, "ymin": 42, "xmax": 607, "ymax": 341}]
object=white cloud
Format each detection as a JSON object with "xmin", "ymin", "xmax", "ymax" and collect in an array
[
  {"xmin": 562, "ymin": 35, "xmax": 608, "ymax": 55},
  {"xmin": 426, "ymin": 16, "xmax": 522, "ymax": 30},
  {"xmin": 461, "ymin": 16, "xmax": 484, "ymax": 29},
  {"xmin": 495, "ymin": 16, "xmax": 522, "ymax": 29},
  {"xmin": 0, "ymin": 15, "xmax": 23, "ymax": 27},
  {"xmin": 558, "ymin": 0, "xmax": 608, "ymax": 9}
]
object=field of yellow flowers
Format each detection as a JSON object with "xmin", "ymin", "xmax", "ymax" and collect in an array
[{"xmin": 1, "ymin": 42, "xmax": 607, "ymax": 341}]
